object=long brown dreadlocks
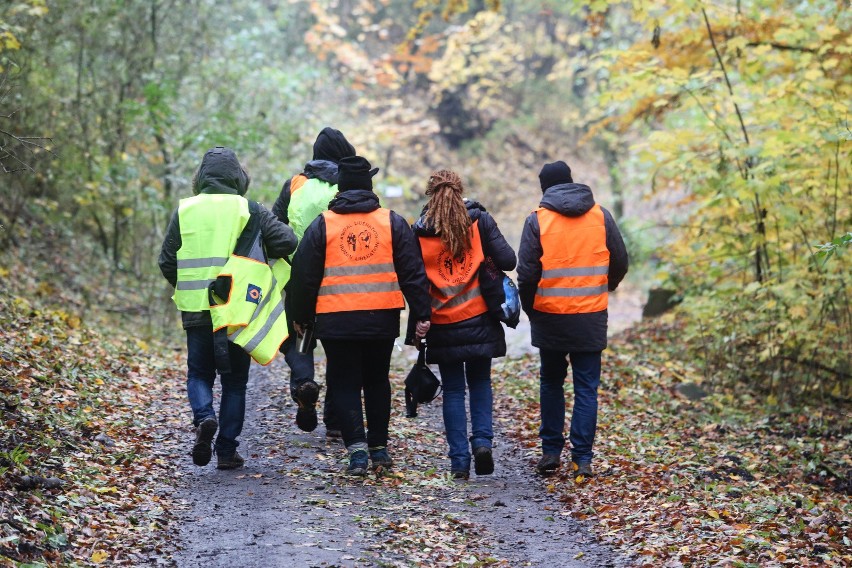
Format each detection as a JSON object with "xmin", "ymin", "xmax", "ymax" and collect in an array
[{"xmin": 424, "ymin": 170, "xmax": 472, "ymax": 258}]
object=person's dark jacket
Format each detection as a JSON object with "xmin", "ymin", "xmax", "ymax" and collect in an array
[
  {"xmin": 517, "ymin": 182, "xmax": 628, "ymax": 352},
  {"xmin": 271, "ymin": 127, "xmax": 356, "ymax": 223},
  {"xmin": 405, "ymin": 200, "xmax": 517, "ymax": 365},
  {"xmin": 158, "ymin": 149, "xmax": 298, "ymax": 329},
  {"xmin": 288, "ymin": 189, "xmax": 431, "ymax": 340}
]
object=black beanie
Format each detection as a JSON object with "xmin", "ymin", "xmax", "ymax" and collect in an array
[
  {"xmin": 337, "ymin": 156, "xmax": 379, "ymax": 192},
  {"xmin": 312, "ymin": 127, "xmax": 356, "ymax": 163},
  {"xmin": 538, "ymin": 160, "xmax": 573, "ymax": 191}
]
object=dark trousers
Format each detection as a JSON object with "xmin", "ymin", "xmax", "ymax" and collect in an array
[
  {"xmin": 185, "ymin": 327, "xmax": 251, "ymax": 457},
  {"xmin": 539, "ymin": 349, "xmax": 601, "ymax": 464},
  {"xmin": 321, "ymin": 338, "xmax": 395, "ymax": 451},
  {"xmin": 282, "ymin": 335, "xmax": 338, "ymax": 430}
]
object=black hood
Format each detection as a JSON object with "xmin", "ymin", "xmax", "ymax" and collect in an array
[
  {"xmin": 193, "ymin": 147, "xmax": 249, "ymax": 196},
  {"xmin": 539, "ymin": 183, "xmax": 595, "ymax": 217},
  {"xmin": 303, "ymin": 159, "xmax": 340, "ymax": 185},
  {"xmin": 412, "ymin": 198, "xmax": 485, "ymax": 236},
  {"xmin": 328, "ymin": 189, "xmax": 380, "ymax": 214},
  {"xmin": 312, "ymin": 127, "xmax": 356, "ymax": 163}
]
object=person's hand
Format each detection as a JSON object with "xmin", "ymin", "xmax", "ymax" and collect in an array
[
  {"xmin": 415, "ymin": 320, "xmax": 431, "ymax": 341},
  {"xmin": 293, "ymin": 322, "xmax": 305, "ymax": 336}
]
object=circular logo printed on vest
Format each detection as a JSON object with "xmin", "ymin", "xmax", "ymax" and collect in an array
[
  {"xmin": 338, "ymin": 220, "xmax": 380, "ymax": 261},
  {"xmin": 436, "ymin": 248, "xmax": 475, "ymax": 285}
]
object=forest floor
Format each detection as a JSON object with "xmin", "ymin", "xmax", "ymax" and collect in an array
[{"xmin": 0, "ymin": 268, "xmax": 850, "ymax": 567}]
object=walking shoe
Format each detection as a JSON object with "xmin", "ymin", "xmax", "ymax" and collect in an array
[
  {"xmin": 572, "ymin": 461, "xmax": 593, "ymax": 480},
  {"xmin": 451, "ymin": 470, "xmax": 470, "ymax": 481},
  {"xmin": 216, "ymin": 451, "xmax": 245, "ymax": 470},
  {"xmin": 191, "ymin": 417, "xmax": 218, "ymax": 466},
  {"xmin": 293, "ymin": 381, "xmax": 320, "ymax": 432},
  {"xmin": 473, "ymin": 447, "xmax": 494, "ymax": 476},
  {"xmin": 369, "ymin": 447, "xmax": 394, "ymax": 471},
  {"xmin": 535, "ymin": 453, "xmax": 561, "ymax": 475},
  {"xmin": 347, "ymin": 449, "xmax": 369, "ymax": 477}
]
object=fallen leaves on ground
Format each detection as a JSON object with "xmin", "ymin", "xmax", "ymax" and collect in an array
[{"xmin": 495, "ymin": 319, "xmax": 851, "ymax": 567}]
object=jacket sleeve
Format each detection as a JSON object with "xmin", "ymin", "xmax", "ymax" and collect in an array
[
  {"xmin": 158, "ymin": 209, "xmax": 181, "ymax": 288},
  {"xmin": 257, "ymin": 204, "xmax": 298, "ymax": 259},
  {"xmin": 516, "ymin": 213, "xmax": 542, "ymax": 316},
  {"xmin": 288, "ymin": 216, "xmax": 326, "ymax": 324},
  {"xmin": 602, "ymin": 207, "xmax": 629, "ymax": 291},
  {"xmin": 390, "ymin": 211, "xmax": 432, "ymax": 322},
  {"xmin": 478, "ymin": 212, "xmax": 517, "ymax": 271},
  {"xmin": 271, "ymin": 178, "xmax": 292, "ymax": 224}
]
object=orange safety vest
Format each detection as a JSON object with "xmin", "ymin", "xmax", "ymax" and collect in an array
[
  {"xmin": 289, "ymin": 174, "xmax": 308, "ymax": 195},
  {"xmin": 419, "ymin": 220, "xmax": 487, "ymax": 324},
  {"xmin": 316, "ymin": 209, "xmax": 404, "ymax": 313},
  {"xmin": 534, "ymin": 205, "xmax": 609, "ymax": 314}
]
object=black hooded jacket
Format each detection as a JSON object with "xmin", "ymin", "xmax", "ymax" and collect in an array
[
  {"xmin": 405, "ymin": 200, "xmax": 517, "ymax": 365},
  {"xmin": 288, "ymin": 189, "xmax": 432, "ymax": 340},
  {"xmin": 517, "ymin": 183, "xmax": 628, "ymax": 352},
  {"xmin": 272, "ymin": 127, "xmax": 356, "ymax": 223},
  {"xmin": 158, "ymin": 148, "xmax": 298, "ymax": 329}
]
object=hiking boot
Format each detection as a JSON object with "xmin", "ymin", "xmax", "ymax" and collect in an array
[
  {"xmin": 191, "ymin": 417, "xmax": 218, "ymax": 466},
  {"xmin": 347, "ymin": 449, "xmax": 369, "ymax": 477},
  {"xmin": 216, "ymin": 451, "xmax": 245, "ymax": 470},
  {"xmin": 294, "ymin": 381, "xmax": 320, "ymax": 432},
  {"xmin": 572, "ymin": 461, "xmax": 593, "ymax": 480},
  {"xmin": 451, "ymin": 469, "xmax": 470, "ymax": 481},
  {"xmin": 473, "ymin": 447, "xmax": 494, "ymax": 476},
  {"xmin": 369, "ymin": 447, "xmax": 393, "ymax": 471},
  {"xmin": 536, "ymin": 453, "xmax": 561, "ymax": 475}
]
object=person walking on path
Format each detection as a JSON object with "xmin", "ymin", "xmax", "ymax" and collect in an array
[
  {"xmin": 288, "ymin": 155, "xmax": 432, "ymax": 476},
  {"xmin": 406, "ymin": 170, "xmax": 516, "ymax": 480},
  {"xmin": 272, "ymin": 127, "xmax": 356, "ymax": 436},
  {"xmin": 516, "ymin": 160, "xmax": 628, "ymax": 478},
  {"xmin": 159, "ymin": 147, "xmax": 298, "ymax": 470}
]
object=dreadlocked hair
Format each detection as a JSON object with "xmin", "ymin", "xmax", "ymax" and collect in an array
[{"xmin": 424, "ymin": 170, "xmax": 472, "ymax": 258}]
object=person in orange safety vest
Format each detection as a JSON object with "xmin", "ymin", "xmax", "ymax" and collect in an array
[
  {"xmin": 288, "ymin": 155, "xmax": 432, "ymax": 477},
  {"xmin": 517, "ymin": 160, "xmax": 629, "ymax": 479},
  {"xmin": 406, "ymin": 170, "xmax": 516, "ymax": 480}
]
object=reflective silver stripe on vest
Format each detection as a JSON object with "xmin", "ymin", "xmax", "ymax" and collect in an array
[
  {"xmin": 323, "ymin": 263, "xmax": 396, "ymax": 277},
  {"xmin": 229, "ymin": 273, "xmax": 282, "ymax": 343},
  {"xmin": 541, "ymin": 266, "xmax": 608, "ymax": 278},
  {"xmin": 317, "ymin": 282, "xmax": 401, "ymax": 296},
  {"xmin": 432, "ymin": 285, "xmax": 482, "ymax": 310},
  {"xmin": 536, "ymin": 284, "xmax": 609, "ymax": 297},
  {"xmin": 176, "ymin": 279, "xmax": 215, "ymax": 291},
  {"xmin": 241, "ymin": 296, "xmax": 286, "ymax": 353},
  {"xmin": 177, "ymin": 257, "xmax": 229, "ymax": 270},
  {"xmin": 434, "ymin": 283, "xmax": 468, "ymax": 297}
]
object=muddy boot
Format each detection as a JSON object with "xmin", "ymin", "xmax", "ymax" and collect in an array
[
  {"xmin": 293, "ymin": 380, "xmax": 320, "ymax": 432},
  {"xmin": 191, "ymin": 417, "xmax": 218, "ymax": 466},
  {"xmin": 535, "ymin": 453, "xmax": 561, "ymax": 476},
  {"xmin": 347, "ymin": 449, "xmax": 369, "ymax": 477},
  {"xmin": 473, "ymin": 447, "xmax": 494, "ymax": 476},
  {"xmin": 216, "ymin": 451, "xmax": 245, "ymax": 470},
  {"xmin": 369, "ymin": 447, "xmax": 393, "ymax": 474},
  {"xmin": 572, "ymin": 461, "xmax": 593, "ymax": 481}
]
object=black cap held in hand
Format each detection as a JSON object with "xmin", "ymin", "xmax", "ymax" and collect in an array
[
  {"xmin": 337, "ymin": 156, "xmax": 379, "ymax": 192},
  {"xmin": 538, "ymin": 160, "xmax": 573, "ymax": 191}
]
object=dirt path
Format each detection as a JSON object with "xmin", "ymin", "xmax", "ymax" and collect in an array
[{"xmin": 169, "ymin": 355, "xmax": 626, "ymax": 567}]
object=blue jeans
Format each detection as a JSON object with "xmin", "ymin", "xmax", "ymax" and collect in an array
[
  {"xmin": 283, "ymin": 337, "xmax": 338, "ymax": 429},
  {"xmin": 437, "ymin": 358, "xmax": 493, "ymax": 472},
  {"xmin": 539, "ymin": 350, "xmax": 601, "ymax": 464},
  {"xmin": 186, "ymin": 327, "xmax": 251, "ymax": 457}
]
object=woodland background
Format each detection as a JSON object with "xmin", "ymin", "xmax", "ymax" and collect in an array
[{"xmin": 0, "ymin": 1, "xmax": 849, "ymax": 566}]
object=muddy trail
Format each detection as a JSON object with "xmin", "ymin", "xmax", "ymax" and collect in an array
[{"xmin": 168, "ymin": 353, "xmax": 627, "ymax": 567}]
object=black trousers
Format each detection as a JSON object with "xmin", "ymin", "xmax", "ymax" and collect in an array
[{"xmin": 321, "ymin": 338, "xmax": 395, "ymax": 450}]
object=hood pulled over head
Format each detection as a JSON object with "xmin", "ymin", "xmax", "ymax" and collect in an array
[
  {"xmin": 192, "ymin": 147, "xmax": 250, "ymax": 196},
  {"xmin": 312, "ymin": 127, "xmax": 356, "ymax": 164}
]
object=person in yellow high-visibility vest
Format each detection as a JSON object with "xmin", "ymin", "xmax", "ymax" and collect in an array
[
  {"xmin": 158, "ymin": 147, "xmax": 297, "ymax": 470},
  {"xmin": 271, "ymin": 127, "xmax": 355, "ymax": 437},
  {"xmin": 517, "ymin": 160, "xmax": 628, "ymax": 480}
]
